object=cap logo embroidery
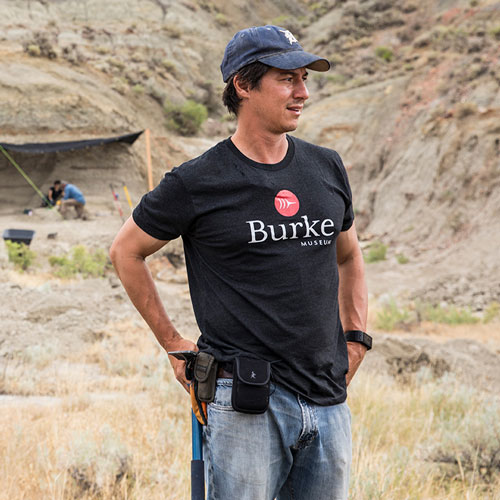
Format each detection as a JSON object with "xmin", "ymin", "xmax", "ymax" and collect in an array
[{"xmin": 280, "ymin": 29, "xmax": 298, "ymax": 45}]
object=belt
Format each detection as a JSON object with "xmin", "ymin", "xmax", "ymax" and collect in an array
[{"xmin": 217, "ymin": 362, "xmax": 233, "ymax": 379}]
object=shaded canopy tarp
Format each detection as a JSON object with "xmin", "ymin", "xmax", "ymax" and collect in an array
[{"xmin": 0, "ymin": 131, "xmax": 143, "ymax": 154}]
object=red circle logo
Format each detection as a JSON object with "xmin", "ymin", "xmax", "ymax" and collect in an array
[{"xmin": 274, "ymin": 190, "xmax": 300, "ymax": 217}]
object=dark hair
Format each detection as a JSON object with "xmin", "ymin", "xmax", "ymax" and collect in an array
[
  {"xmin": 222, "ymin": 61, "xmax": 270, "ymax": 115},
  {"xmin": 54, "ymin": 180, "xmax": 61, "ymax": 185}
]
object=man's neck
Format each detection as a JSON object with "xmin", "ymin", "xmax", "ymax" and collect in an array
[{"xmin": 231, "ymin": 127, "xmax": 289, "ymax": 164}]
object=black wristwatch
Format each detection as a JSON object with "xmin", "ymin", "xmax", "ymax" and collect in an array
[{"xmin": 344, "ymin": 330, "xmax": 372, "ymax": 350}]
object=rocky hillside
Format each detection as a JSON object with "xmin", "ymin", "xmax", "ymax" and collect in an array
[
  {"xmin": 0, "ymin": 0, "xmax": 306, "ymax": 200},
  {"xmin": 1, "ymin": 0, "xmax": 499, "ymax": 305},
  {"xmin": 0, "ymin": 0, "xmax": 308, "ymax": 138},
  {"xmin": 297, "ymin": 0, "xmax": 500, "ymax": 305}
]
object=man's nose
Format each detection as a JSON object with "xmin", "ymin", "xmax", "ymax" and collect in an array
[{"xmin": 294, "ymin": 79, "xmax": 309, "ymax": 100}]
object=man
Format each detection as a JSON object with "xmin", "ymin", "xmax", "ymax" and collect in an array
[
  {"xmin": 58, "ymin": 180, "xmax": 86, "ymax": 219},
  {"xmin": 110, "ymin": 25, "xmax": 369, "ymax": 500},
  {"xmin": 42, "ymin": 179, "xmax": 63, "ymax": 207}
]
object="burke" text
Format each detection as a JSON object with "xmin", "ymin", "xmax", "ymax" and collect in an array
[{"xmin": 246, "ymin": 216, "xmax": 335, "ymax": 244}]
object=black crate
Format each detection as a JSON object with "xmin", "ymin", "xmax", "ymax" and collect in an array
[{"xmin": 2, "ymin": 229, "xmax": 35, "ymax": 246}]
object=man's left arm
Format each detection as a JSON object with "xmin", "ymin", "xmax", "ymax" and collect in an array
[{"xmin": 336, "ymin": 223, "xmax": 368, "ymax": 386}]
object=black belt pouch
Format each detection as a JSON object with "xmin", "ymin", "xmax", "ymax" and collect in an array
[{"xmin": 231, "ymin": 356, "xmax": 271, "ymax": 414}]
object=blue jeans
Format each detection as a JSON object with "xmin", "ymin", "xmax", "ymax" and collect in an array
[{"xmin": 203, "ymin": 379, "xmax": 351, "ymax": 500}]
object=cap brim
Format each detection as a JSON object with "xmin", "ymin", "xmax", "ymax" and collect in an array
[{"xmin": 258, "ymin": 50, "xmax": 330, "ymax": 72}]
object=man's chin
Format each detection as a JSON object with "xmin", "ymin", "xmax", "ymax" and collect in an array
[
  {"xmin": 267, "ymin": 118, "xmax": 300, "ymax": 135},
  {"xmin": 278, "ymin": 121, "xmax": 299, "ymax": 134}
]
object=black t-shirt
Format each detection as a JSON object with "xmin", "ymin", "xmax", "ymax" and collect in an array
[
  {"xmin": 49, "ymin": 186, "xmax": 63, "ymax": 201},
  {"xmin": 133, "ymin": 135, "xmax": 354, "ymax": 405}
]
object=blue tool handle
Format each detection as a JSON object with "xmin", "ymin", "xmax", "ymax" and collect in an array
[
  {"xmin": 191, "ymin": 460, "xmax": 205, "ymax": 500},
  {"xmin": 191, "ymin": 412, "xmax": 203, "ymax": 460},
  {"xmin": 191, "ymin": 411, "xmax": 205, "ymax": 499}
]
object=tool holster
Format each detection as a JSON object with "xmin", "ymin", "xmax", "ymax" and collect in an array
[{"xmin": 190, "ymin": 352, "xmax": 218, "ymax": 425}]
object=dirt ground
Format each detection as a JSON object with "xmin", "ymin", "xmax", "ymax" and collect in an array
[{"xmin": 1, "ymin": 198, "xmax": 499, "ymax": 408}]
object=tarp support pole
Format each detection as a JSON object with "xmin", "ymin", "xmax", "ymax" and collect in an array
[
  {"xmin": 0, "ymin": 145, "xmax": 52, "ymax": 208},
  {"xmin": 145, "ymin": 129, "xmax": 153, "ymax": 191}
]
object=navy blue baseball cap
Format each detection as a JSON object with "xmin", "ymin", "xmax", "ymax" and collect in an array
[{"xmin": 221, "ymin": 25, "xmax": 330, "ymax": 82}]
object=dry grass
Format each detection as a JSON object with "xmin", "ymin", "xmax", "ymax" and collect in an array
[
  {"xmin": 348, "ymin": 372, "xmax": 500, "ymax": 499},
  {"xmin": 1, "ymin": 317, "xmax": 499, "ymax": 499},
  {"xmin": 0, "ymin": 394, "xmax": 191, "ymax": 499},
  {"xmin": 368, "ymin": 299, "xmax": 500, "ymax": 347},
  {"xmin": 0, "ymin": 319, "xmax": 194, "ymax": 499}
]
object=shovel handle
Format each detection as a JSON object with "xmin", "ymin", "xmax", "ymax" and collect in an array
[
  {"xmin": 191, "ymin": 459, "xmax": 205, "ymax": 500},
  {"xmin": 191, "ymin": 412, "xmax": 205, "ymax": 499}
]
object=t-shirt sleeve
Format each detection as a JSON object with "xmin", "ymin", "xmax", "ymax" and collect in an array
[
  {"xmin": 332, "ymin": 152, "xmax": 354, "ymax": 232},
  {"xmin": 132, "ymin": 170, "xmax": 196, "ymax": 240}
]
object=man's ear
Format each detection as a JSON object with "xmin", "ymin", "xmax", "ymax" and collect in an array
[{"xmin": 233, "ymin": 74, "xmax": 251, "ymax": 99}]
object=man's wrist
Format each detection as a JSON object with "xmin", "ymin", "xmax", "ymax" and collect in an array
[{"xmin": 344, "ymin": 330, "xmax": 372, "ymax": 350}]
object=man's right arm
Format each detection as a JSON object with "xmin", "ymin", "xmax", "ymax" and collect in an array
[{"xmin": 109, "ymin": 216, "xmax": 197, "ymax": 391}]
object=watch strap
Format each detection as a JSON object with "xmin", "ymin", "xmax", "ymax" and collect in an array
[{"xmin": 344, "ymin": 330, "xmax": 372, "ymax": 350}]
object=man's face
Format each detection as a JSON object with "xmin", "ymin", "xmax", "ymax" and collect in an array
[{"xmin": 244, "ymin": 67, "xmax": 309, "ymax": 134}]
